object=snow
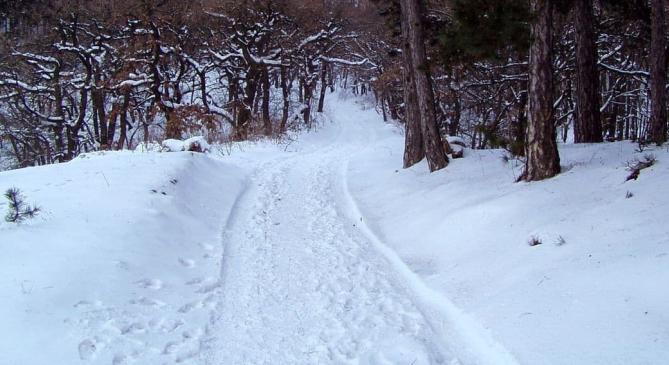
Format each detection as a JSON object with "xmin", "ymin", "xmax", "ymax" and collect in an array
[
  {"xmin": 162, "ymin": 138, "xmax": 185, "ymax": 152},
  {"xmin": 0, "ymin": 151, "xmax": 246, "ymax": 364},
  {"xmin": 201, "ymin": 120, "xmax": 453, "ymax": 364},
  {"xmin": 446, "ymin": 135, "xmax": 467, "ymax": 146},
  {"xmin": 0, "ymin": 92, "xmax": 667, "ymax": 364},
  {"xmin": 161, "ymin": 137, "xmax": 210, "ymax": 153},
  {"xmin": 183, "ymin": 136, "xmax": 211, "ymax": 153},
  {"xmin": 134, "ymin": 141, "xmax": 162, "ymax": 152},
  {"xmin": 344, "ymin": 99, "xmax": 669, "ymax": 364}
]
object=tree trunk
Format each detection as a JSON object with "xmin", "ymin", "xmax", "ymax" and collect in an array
[
  {"xmin": 401, "ymin": 5, "xmax": 424, "ymax": 168},
  {"xmin": 107, "ymin": 104, "xmax": 119, "ymax": 146},
  {"xmin": 317, "ymin": 60, "xmax": 327, "ymax": 113},
  {"xmin": 512, "ymin": 91, "xmax": 528, "ymax": 157},
  {"xmin": 142, "ymin": 112, "xmax": 149, "ymax": 144},
  {"xmin": 298, "ymin": 79, "xmax": 304, "ymax": 103},
  {"xmin": 400, "ymin": 0, "xmax": 448, "ymax": 172},
  {"xmin": 450, "ymin": 90, "xmax": 461, "ymax": 136},
  {"xmin": 380, "ymin": 92, "xmax": 388, "ymax": 122},
  {"xmin": 67, "ymin": 80, "xmax": 89, "ymax": 158},
  {"xmin": 303, "ymin": 78, "xmax": 313, "ymax": 128},
  {"xmin": 280, "ymin": 66, "xmax": 290, "ymax": 133},
  {"xmin": 199, "ymin": 70, "xmax": 209, "ymax": 111},
  {"xmin": 388, "ymin": 93, "xmax": 399, "ymax": 120},
  {"xmin": 117, "ymin": 88, "xmax": 131, "ymax": 150},
  {"xmin": 523, "ymin": 0, "xmax": 561, "ymax": 181},
  {"xmin": 235, "ymin": 68, "xmax": 259, "ymax": 140},
  {"xmin": 573, "ymin": 0, "xmax": 603, "ymax": 143},
  {"xmin": 95, "ymin": 93, "xmax": 108, "ymax": 148},
  {"xmin": 328, "ymin": 65, "xmax": 335, "ymax": 92},
  {"xmin": 650, "ymin": 0, "xmax": 667, "ymax": 145},
  {"xmin": 52, "ymin": 65, "xmax": 66, "ymax": 161},
  {"xmin": 261, "ymin": 68, "xmax": 272, "ymax": 136}
]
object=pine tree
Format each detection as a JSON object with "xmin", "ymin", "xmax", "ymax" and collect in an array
[
  {"xmin": 573, "ymin": 0, "xmax": 603, "ymax": 143},
  {"xmin": 439, "ymin": 0, "xmax": 531, "ymax": 66},
  {"xmin": 649, "ymin": 0, "xmax": 667, "ymax": 145},
  {"xmin": 4, "ymin": 188, "xmax": 40, "ymax": 223},
  {"xmin": 401, "ymin": 26, "xmax": 425, "ymax": 168},
  {"xmin": 400, "ymin": 0, "xmax": 448, "ymax": 172},
  {"xmin": 522, "ymin": 0, "xmax": 561, "ymax": 181}
]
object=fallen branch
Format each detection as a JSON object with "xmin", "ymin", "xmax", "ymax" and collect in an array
[{"xmin": 626, "ymin": 154, "xmax": 656, "ymax": 181}]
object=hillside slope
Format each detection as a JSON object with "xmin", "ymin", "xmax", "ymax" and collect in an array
[
  {"xmin": 346, "ymin": 100, "xmax": 669, "ymax": 365},
  {"xmin": 0, "ymin": 151, "xmax": 246, "ymax": 364}
]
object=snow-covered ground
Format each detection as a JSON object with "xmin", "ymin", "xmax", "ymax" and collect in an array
[
  {"xmin": 345, "ymin": 99, "xmax": 669, "ymax": 365},
  {"xmin": 0, "ymin": 93, "xmax": 667, "ymax": 364},
  {"xmin": 0, "ymin": 152, "xmax": 246, "ymax": 364}
]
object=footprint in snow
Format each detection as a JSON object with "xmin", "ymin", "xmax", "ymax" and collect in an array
[
  {"xmin": 185, "ymin": 277, "xmax": 204, "ymax": 286},
  {"xmin": 149, "ymin": 318, "xmax": 184, "ymax": 333},
  {"xmin": 130, "ymin": 297, "xmax": 166, "ymax": 307},
  {"xmin": 78, "ymin": 339, "xmax": 97, "ymax": 360},
  {"xmin": 163, "ymin": 341, "xmax": 181, "ymax": 355},
  {"xmin": 175, "ymin": 349, "xmax": 200, "ymax": 363},
  {"xmin": 121, "ymin": 322, "xmax": 146, "ymax": 335},
  {"xmin": 135, "ymin": 278, "xmax": 163, "ymax": 290},
  {"xmin": 178, "ymin": 258, "xmax": 195, "ymax": 268},
  {"xmin": 73, "ymin": 300, "xmax": 103, "ymax": 309},
  {"xmin": 112, "ymin": 353, "xmax": 130, "ymax": 365},
  {"xmin": 178, "ymin": 301, "xmax": 202, "ymax": 313},
  {"xmin": 114, "ymin": 260, "xmax": 130, "ymax": 271},
  {"xmin": 196, "ymin": 281, "xmax": 221, "ymax": 294}
]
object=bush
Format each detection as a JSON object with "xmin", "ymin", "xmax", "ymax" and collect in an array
[{"xmin": 4, "ymin": 188, "xmax": 40, "ymax": 223}]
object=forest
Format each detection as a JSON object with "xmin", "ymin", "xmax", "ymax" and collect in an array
[
  {"xmin": 1, "ymin": 1, "xmax": 668, "ymax": 364},
  {"xmin": 1, "ymin": 0, "xmax": 667, "ymax": 180}
]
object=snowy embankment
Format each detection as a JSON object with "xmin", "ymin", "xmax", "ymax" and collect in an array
[
  {"xmin": 346, "ymin": 110, "xmax": 669, "ymax": 364},
  {"xmin": 0, "ymin": 151, "xmax": 246, "ymax": 364}
]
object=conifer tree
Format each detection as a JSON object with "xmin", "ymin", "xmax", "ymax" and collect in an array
[{"xmin": 522, "ymin": 0, "xmax": 561, "ymax": 181}]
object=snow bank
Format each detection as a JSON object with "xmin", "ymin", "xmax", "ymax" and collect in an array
[
  {"xmin": 134, "ymin": 141, "xmax": 162, "ymax": 152},
  {"xmin": 162, "ymin": 138, "xmax": 185, "ymax": 152},
  {"xmin": 347, "ymin": 122, "xmax": 669, "ymax": 364},
  {"xmin": 0, "ymin": 150, "xmax": 246, "ymax": 364},
  {"xmin": 183, "ymin": 136, "xmax": 211, "ymax": 153},
  {"xmin": 161, "ymin": 136, "xmax": 211, "ymax": 153}
]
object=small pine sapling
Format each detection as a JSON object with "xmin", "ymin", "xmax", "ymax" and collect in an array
[
  {"xmin": 4, "ymin": 188, "xmax": 40, "ymax": 223},
  {"xmin": 528, "ymin": 235, "xmax": 542, "ymax": 246}
]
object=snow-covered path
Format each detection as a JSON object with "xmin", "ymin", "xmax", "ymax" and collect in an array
[{"xmin": 202, "ymin": 104, "xmax": 452, "ymax": 364}]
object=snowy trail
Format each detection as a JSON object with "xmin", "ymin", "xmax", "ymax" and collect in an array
[{"xmin": 201, "ymin": 103, "xmax": 455, "ymax": 364}]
